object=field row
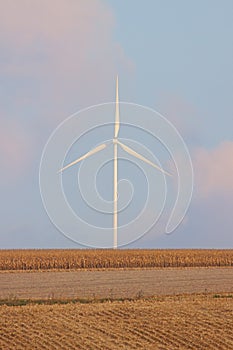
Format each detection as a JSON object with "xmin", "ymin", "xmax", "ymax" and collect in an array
[
  {"xmin": 0, "ymin": 249, "xmax": 233, "ymax": 271},
  {"xmin": 0, "ymin": 294, "xmax": 232, "ymax": 349}
]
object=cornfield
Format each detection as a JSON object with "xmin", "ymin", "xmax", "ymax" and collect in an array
[{"xmin": 0, "ymin": 249, "xmax": 232, "ymax": 271}]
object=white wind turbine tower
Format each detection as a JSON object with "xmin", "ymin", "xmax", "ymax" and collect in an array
[{"xmin": 59, "ymin": 76, "xmax": 171, "ymax": 249}]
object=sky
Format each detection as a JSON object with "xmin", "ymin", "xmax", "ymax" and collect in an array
[{"xmin": 0, "ymin": 0, "xmax": 233, "ymax": 249}]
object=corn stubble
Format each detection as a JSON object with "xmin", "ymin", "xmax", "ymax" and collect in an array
[{"xmin": 0, "ymin": 294, "xmax": 233, "ymax": 350}]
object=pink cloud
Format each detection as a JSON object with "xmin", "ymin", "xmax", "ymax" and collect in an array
[
  {"xmin": 0, "ymin": 1, "xmax": 134, "ymax": 182},
  {"xmin": 0, "ymin": 116, "xmax": 33, "ymax": 184},
  {"xmin": 0, "ymin": 0, "xmax": 134, "ymax": 115},
  {"xmin": 193, "ymin": 141, "xmax": 233, "ymax": 198},
  {"xmin": 0, "ymin": 1, "xmax": 114, "ymax": 46}
]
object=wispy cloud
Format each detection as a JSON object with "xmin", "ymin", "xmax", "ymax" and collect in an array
[
  {"xmin": 157, "ymin": 92, "xmax": 200, "ymax": 146},
  {"xmin": 0, "ymin": 0, "xmax": 133, "ymax": 117},
  {"xmin": 0, "ymin": 0, "xmax": 133, "ymax": 183},
  {"xmin": 0, "ymin": 115, "xmax": 34, "ymax": 184},
  {"xmin": 194, "ymin": 141, "xmax": 233, "ymax": 198}
]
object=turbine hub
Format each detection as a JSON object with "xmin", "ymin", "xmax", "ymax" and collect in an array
[{"xmin": 113, "ymin": 138, "xmax": 118, "ymax": 145}]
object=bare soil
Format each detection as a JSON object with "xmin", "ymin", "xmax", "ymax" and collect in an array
[{"xmin": 0, "ymin": 267, "xmax": 232, "ymax": 300}]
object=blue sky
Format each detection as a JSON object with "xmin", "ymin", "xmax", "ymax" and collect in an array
[{"xmin": 0, "ymin": 0, "xmax": 233, "ymax": 248}]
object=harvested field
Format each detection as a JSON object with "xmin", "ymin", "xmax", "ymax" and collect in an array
[
  {"xmin": 0, "ymin": 267, "xmax": 233, "ymax": 300},
  {"xmin": 0, "ymin": 249, "xmax": 233, "ymax": 271},
  {"xmin": 0, "ymin": 294, "xmax": 233, "ymax": 350},
  {"xmin": 1, "ymin": 250, "xmax": 233, "ymax": 348}
]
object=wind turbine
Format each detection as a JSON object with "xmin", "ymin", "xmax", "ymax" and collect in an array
[{"xmin": 58, "ymin": 76, "xmax": 171, "ymax": 249}]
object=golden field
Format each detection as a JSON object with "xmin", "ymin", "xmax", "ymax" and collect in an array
[
  {"xmin": 0, "ymin": 294, "xmax": 233, "ymax": 350},
  {"xmin": 0, "ymin": 249, "xmax": 233, "ymax": 271},
  {"xmin": 1, "ymin": 250, "xmax": 233, "ymax": 349}
]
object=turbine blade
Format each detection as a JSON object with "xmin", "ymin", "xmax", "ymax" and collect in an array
[
  {"xmin": 58, "ymin": 143, "xmax": 107, "ymax": 173},
  {"xmin": 117, "ymin": 140, "xmax": 172, "ymax": 177},
  {"xmin": 114, "ymin": 75, "xmax": 120, "ymax": 138}
]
